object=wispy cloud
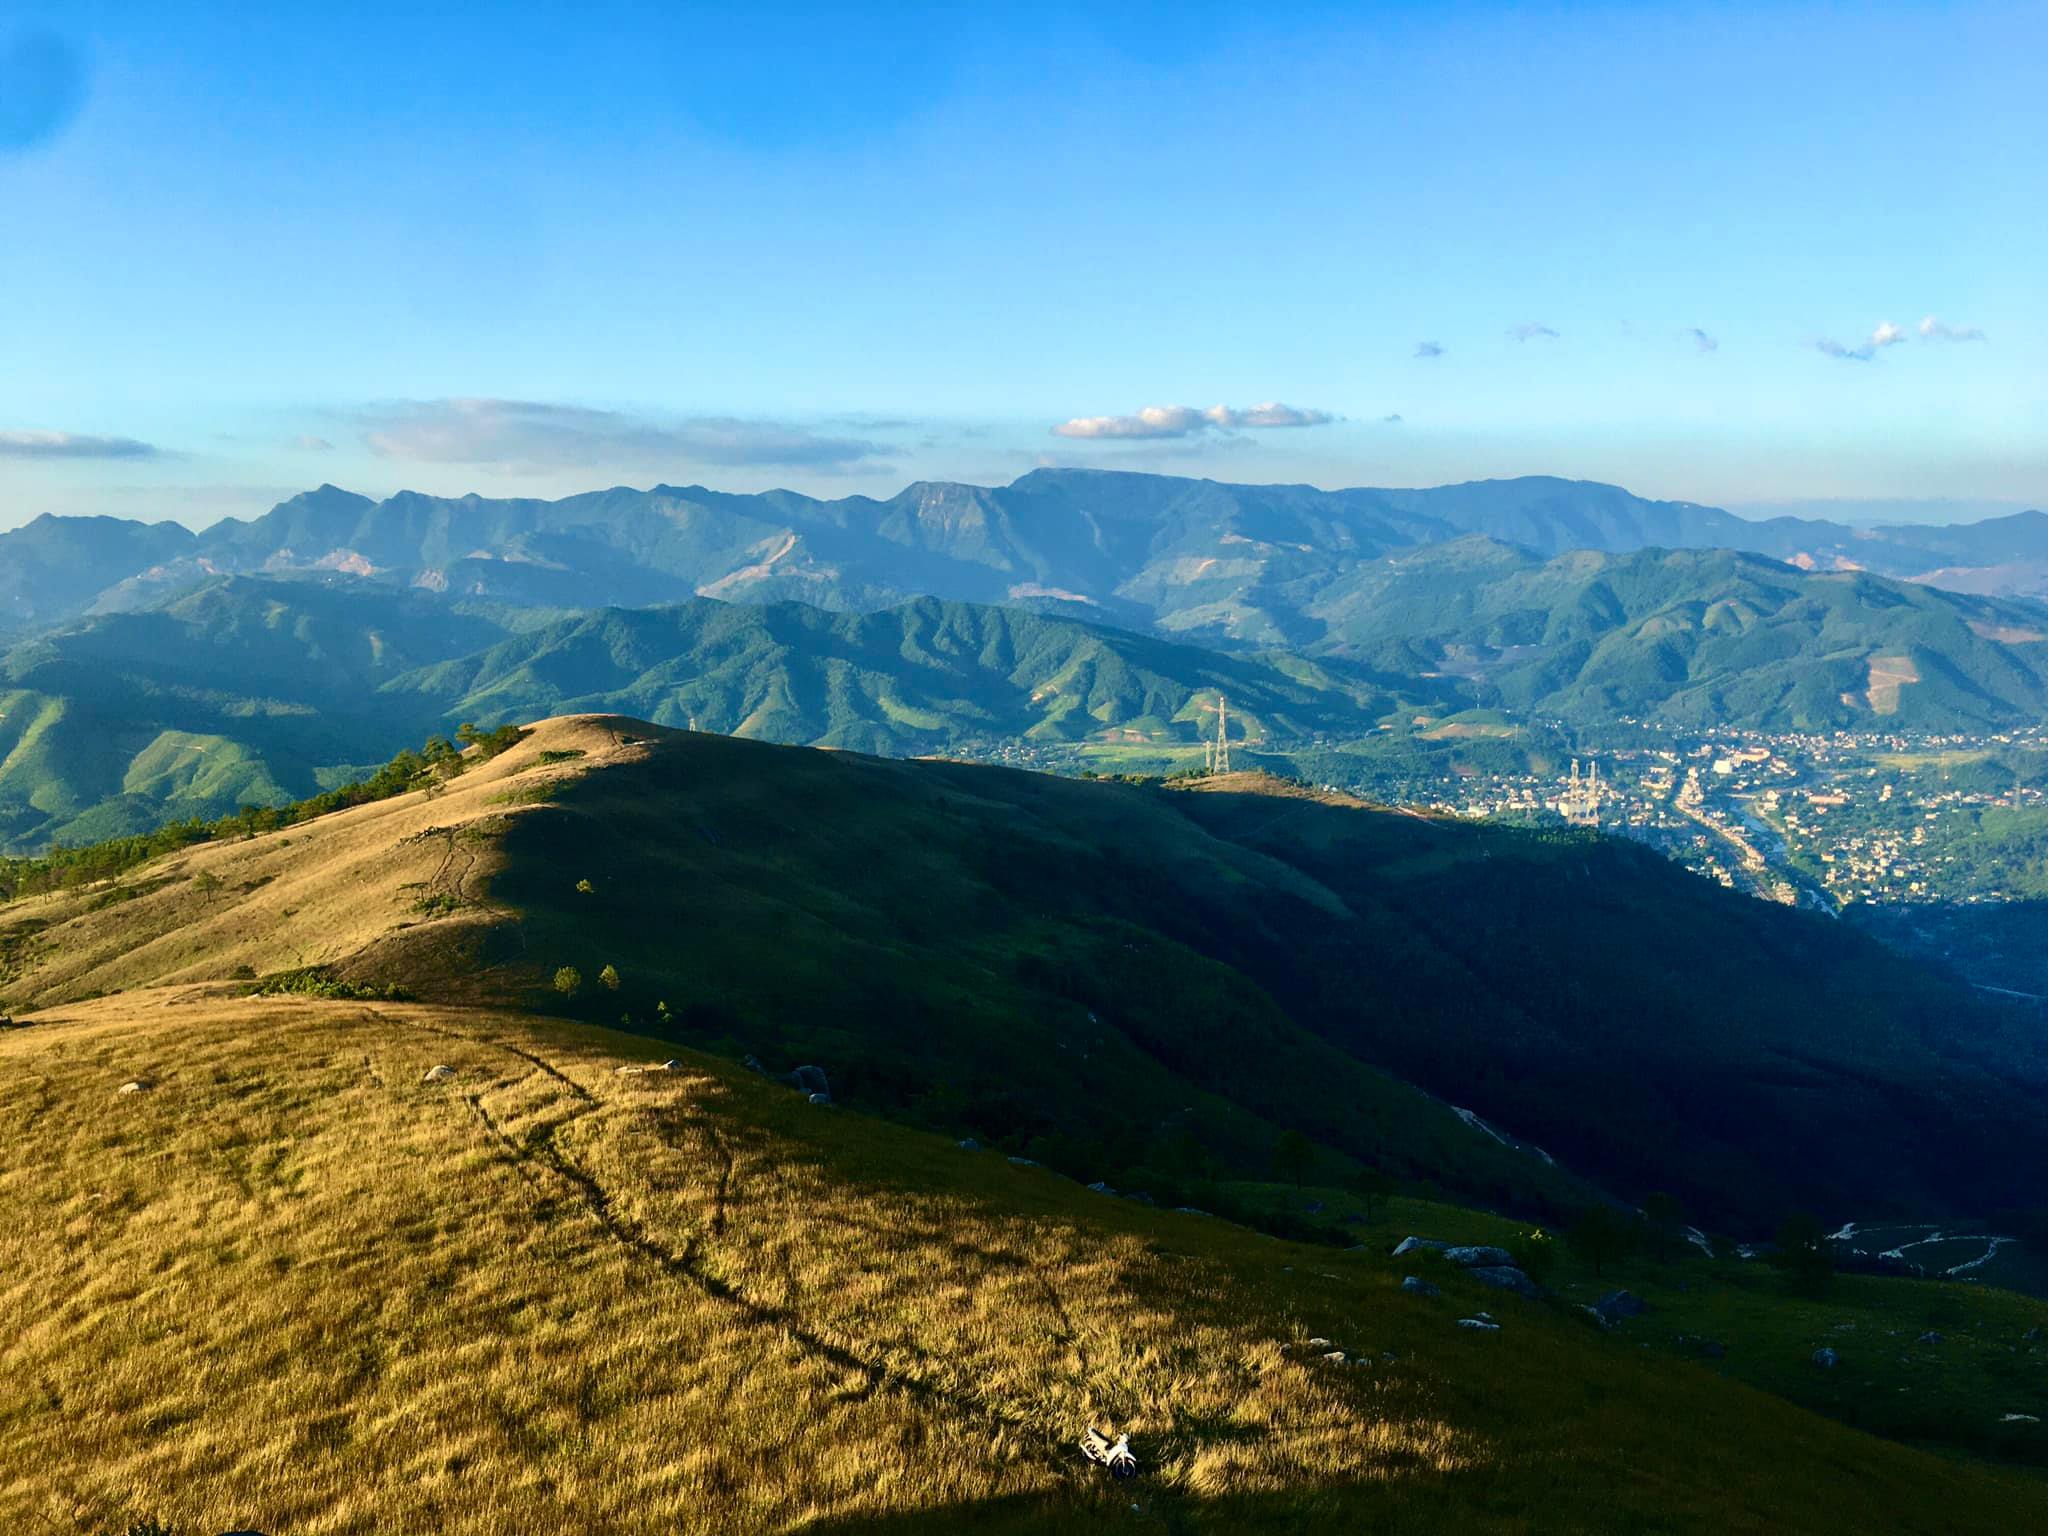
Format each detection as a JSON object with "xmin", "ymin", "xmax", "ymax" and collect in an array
[
  {"xmin": 1919, "ymin": 315, "xmax": 1986, "ymax": 343},
  {"xmin": 358, "ymin": 399, "xmax": 889, "ymax": 472},
  {"xmin": 0, "ymin": 28, "xmax": 87, "ymax": 153},
  {"xmin": 0, "ymin": 429, "xmax": 159, "ymax": 460},
  {"xmin": 1381, "ymin": 413, "xmax": 1404, "ymax": 425},
  {"xmin": 1815, "ymin": 321, "xmax": 1908, "ymax": 362},
  {"xmin": 1051, "ymin": 402, "xmax": 1336, "ymax": 440},
  {"xmin": 1413, "ymin": 341, "xmax": 1445, "ymax": 359},
  {"xmin": 1685, "ymin": 327, "xmax": 1718, "ymax": 353},
  {"xmin": 1507, "ymin": 322, "xmax": 1559, "ymax": 342},
  {"xmin": 291, "ymin": 434, "xmax": 335, "ymax": 451}
]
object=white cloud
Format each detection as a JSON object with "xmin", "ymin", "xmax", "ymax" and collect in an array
[
  {"xmin": 1919, "ymin": 315, "xmax": 1986, "ymax": 343},
  {"xmin": 358, "ymin": 398, "xmax": 889, "ymax": 472},
  {"xmin": 1051, "ymin": 402, "xmax": 1336, "ymax": 440},
  {"xmin": 1508, "ymin": 322, "xmax": 1559, "ymax": 342},
  {"xmin": 0, "ymin": 429, "xmax": 158, "ymax": 459},
  {"xmin": 1685, "ymin": 327, "xmax": 1718, "ymax": 353},
  {"xmin": 1413, "ymin": 340, "xmax": 1445, "ymax": 359},
  {"xmin": 292, "ymin": 434, "xmax": 335, "ymax": 451},
  {"xmin": 1815, "ymin": 320, "xmax": 1913, "ymax": 362}
]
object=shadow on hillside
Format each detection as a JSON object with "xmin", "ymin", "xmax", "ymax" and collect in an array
[
  {"xmin": 794, "ymin": 1482, "xmax": 1393, "ymax": 1536},
  {"xmin": 476, "ymin": 727, "xmax": 2048, "ymax": 1234}
]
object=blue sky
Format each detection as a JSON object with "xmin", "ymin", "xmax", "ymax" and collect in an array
[{"xmin": 1, "ymin": 0, "xmax": 2043, "ymax": 529}]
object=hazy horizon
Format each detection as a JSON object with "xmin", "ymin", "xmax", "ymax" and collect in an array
[{"xmin": 4, "ymin": 2, "xmax": 2044, "ymax": 531}]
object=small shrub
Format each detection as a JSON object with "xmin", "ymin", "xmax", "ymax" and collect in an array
[
  {"xmin": 598, "ymin": 964, "xmax": 621, "ymax": 992},
  {"xmin": 575, "ymin": 879, "xmax": 595, "ymax": 895},
  {"xmin": 553, "ymin": 966, "xmax": 583, "ymax": 999}
]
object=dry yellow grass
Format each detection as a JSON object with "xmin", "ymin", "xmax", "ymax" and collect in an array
[
  {"xmin": 4, "ymin": 987, "xmax": 2044, "ymax": 1534},
  {"xmin": 4, "ymin": 717, "xmax": 2046, "ymax": 1532},
  {"xmin": 0, "ymin": 716, "xmax": 655, "ymax": 1010},
  {"xmin": 0, "ymin": 991, "xmax": 1469, "ymax": 1535}
]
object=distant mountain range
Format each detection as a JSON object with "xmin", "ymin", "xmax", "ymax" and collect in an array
[
  {"xmin": 7, "ymin": 469, "xmax": 2048, "ymax": 639},
  {"xmin": 2, "ymin": 468, "xmax": 2046, "ymax": 850}
]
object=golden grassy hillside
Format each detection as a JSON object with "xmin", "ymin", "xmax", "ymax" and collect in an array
[
  {"xmin": 3, "ymin": 988, "xmax": 2045, "ymax": 1534},
  {"xmin": 0, "ymin": 716, "xmax": 653, "ymax": 1009}
]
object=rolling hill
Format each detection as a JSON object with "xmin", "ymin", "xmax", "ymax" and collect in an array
[
  {"xmin": 4, "ymin": 716, "xmax": 2048, "ymax": 1532},
  {"xmin": 1306, "ymin": 539, "xmax": 2048, "ymax": 729},
  {"xmin": 0, "ymin": 582, "xmax": 1439, "ymax": 851},
  {"xmin": 7, "ymin": 716, "xmax": 2043, "ymax": 1233},
  {"xmin": 384, "ymin": 594, "xmax": 1433, "ymax": 756}
]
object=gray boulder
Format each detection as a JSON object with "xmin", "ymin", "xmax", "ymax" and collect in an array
[
  {"xmin": 786, "ymin": 1064, "xmax": 831, "ymax": 1098},
  {"xmin": 1467, "ymin": 1265, "xmax": 1540, "ymax": 1297},
  {"xmin": 1916, "ymin": 1331, "xmax": 1944, "ymax": 1345},
  {"xmin": 1443, "ymin": 1245, "xmax": 1517, "ymax": 1269},
  {"xmin": 957, "ymin": 1138, "xmax": 980, "ymax": 1151},
  {"xmin": 1812, "ymin": 1347, "xmax": 1840, "ymax": 1369},
  {"xmin": 1391, "ymin": 1236, "xmax": 1448, "ymax": 1258},
  {"xmin": 1593, "ymin": 1290, "xmax": 1648, "ymax": 1325},
  {"xmin": 1401, "ymin": 1275, "xmax": 1442, "ymax": 1298}
]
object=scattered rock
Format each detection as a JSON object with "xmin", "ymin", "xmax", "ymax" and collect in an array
[
  {"xmin": 2023, "ymin": 1326, "xmax": 2043, "ymax": 1343},
  {"xmin": 1303, "ymin": 1199, "xmax": 1325, "ymax": 1214},
  {"xmin": 1812, "ymin": 1347, "xmax": 1840, "ymax": 1369},
  {"xmin": 806, "ymin": 1092, "xmax": 832, "ymax": 1107},
  {"xmin": 1391, "ymin": 1236, "xmax": 1447, "ymax": 1258},
  {"xmin": 1916, "ymin": 1331, "xmax": 1944, "ymax": 1345},
  {"xmin": 1321, "ymin": 1350, "xmax": 1347, "ymax": 1363},
  {"xmin": 117, "ymin": 1079, "xmax": 152, "ymax": 1095},
  {"xmin": 1008, "ymin": 1156, "xmax": 1039, "ymax": 1167},
  {"xmin": 1306, "ymin": 1337, "xmax": 1332, "ymax": 1348},
  {"xmin": 1443, "ymin": 1245, "xmax": 1516, "ymax": 1269},
  {"xmin": 1592, "ymin": 1290, "xmax": 1648, "ymax": 1325},
  {"xmin": 1458, "ymin": 1318, "xmax": 1501, "ymax": 1331},
  {"xmin": 2002, "ymin": 1413, "xmax": 2041, "ymax": 1423},
  {"xmin": 786, "ymin": 1064, "xmax": 831, "ymax": 1098},
  {"xmin": 1401, "ymin": 1275, "xmax": 1441, "ymax": 1299},
  {"xmin": 957, "ymin": 1138, "xmax": 980, "ymax": 1151},
  {"xmin": 741, "ymin": 1055, "xmax": 765, "ymax": 1074},
  {"xmin": 420, "ymin": 1065, "xmax": 455, "ymax": 1083},
  {"xmin": 1173, "ymin": 1206, "xmax": 1212, "ymax": 1217},
  {"xmin": 1087, "ymin": 1181, "xmax": 1118, "ymax": 1196},
  {"xmin": 1467, "ymin": 1265, "xmax": 1540, "ymax": 1297},
  {"xmin": 659, "ymin": 1059, "xmax": 682, "ymax": 1072}
]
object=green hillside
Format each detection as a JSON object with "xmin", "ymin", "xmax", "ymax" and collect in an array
[
  {"xmin": 386, "ymin": 594, "xmax": 1430, "ymax": 755},
  {"xmin": 0, "ymin": 585, "xmax": 1434, "ymax": 852},
  {"xmin": 464, "ymin": 725, "xmax": 2048, "ymax": 1233},
  {"xmin": 1309, "ymin": 540, "xmax": 2048, "ymax": 728}
]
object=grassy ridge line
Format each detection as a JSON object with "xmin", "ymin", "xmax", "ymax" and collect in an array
[
  {"xmin": 0, "ymin": 722, "xmax": 524, "ymax": 904},
  {"xmin": 2, "ymin": 989, "xmax": 2042, "ymax": 1534}
]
